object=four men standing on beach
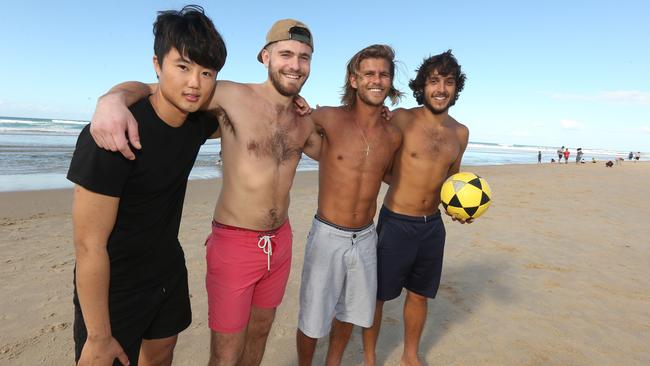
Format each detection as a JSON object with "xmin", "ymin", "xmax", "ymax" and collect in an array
[{"xmin": 82, "ymin": 5, "xmax": 471, "ymax": 365}]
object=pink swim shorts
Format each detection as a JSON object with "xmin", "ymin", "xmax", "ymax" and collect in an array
[{"xmin": 205, "ymin": 220, "xmax": 292, "ymax": 333}]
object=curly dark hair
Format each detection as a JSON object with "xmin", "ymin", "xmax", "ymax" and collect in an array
[
  {"xmin": 341, "ymin": 44, "xmax": 404, "ymax": 107},
  {"xmin": 154, "ymin": 5, "xmax": 227, "ymax": 72},
  {"xmin": 409, "ymin": 50, "xmax": 466, "ymax": 105}
]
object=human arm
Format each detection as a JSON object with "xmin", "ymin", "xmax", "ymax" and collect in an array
[
  {"xmin": 72, "ymin": 185, "xmax": 130, "ymax": 366},
  {"xmin": 90, "ymin": 82, "xmax": 157, "ymax": 160},
  {"xmin": 302, "ymin": 116, "xmax": 322, "ymax": 161},
  {"xmin": 445, "ymin": 125, "xmax": 472, "ymax": 224}
]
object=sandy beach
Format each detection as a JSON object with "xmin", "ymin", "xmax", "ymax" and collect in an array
[{"xmin": 1, "ymin": 162, "xmax": 649, "ymax": 365}]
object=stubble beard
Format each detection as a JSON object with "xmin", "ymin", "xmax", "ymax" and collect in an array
[
  {"xmin": 423, "ymin": 92, "xmax": 456, "ymax": 115},
  {"xmin": 357, "ymin": 88, "xmax": 386, "ymax": 107},
  {"xmin": 268, "ymin": 63, "xmax": 306, "ymax": 97}
]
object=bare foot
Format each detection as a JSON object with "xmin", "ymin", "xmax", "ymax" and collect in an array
[{"xmin": 400, "ymin": 354, "xmax": 423, "ymax": 366}]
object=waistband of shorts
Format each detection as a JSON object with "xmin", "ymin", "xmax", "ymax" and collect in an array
[
  {"xmin": 314, "ymin": 215, "xmax": 374, "ymax": 235},
  {"xmin": 211, "ymin": 219, "xmax": 289, "ymax": 236},
  {"xmin": 380, "ymin": 205, "xmax": 441, "ymax": 223}
]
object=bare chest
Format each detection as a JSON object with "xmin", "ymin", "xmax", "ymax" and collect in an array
[
  {"xmin": 324, "ymin": 123, "xmax": 395, "ymax": 171},
  {"xmin": 218, "ymin": 106, "xmax": 307, "ymax": 165},
  {"xmin": 403, "ymin": 127, "xmax": 461, "ymax": 164}
]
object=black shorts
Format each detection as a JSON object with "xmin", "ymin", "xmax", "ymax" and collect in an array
[
  {"xmin": 73, "ymin": 265, "xmax": 191, "ymax": 365},
  {"xmin": 376, "ymin": 206, "xmax": 446, "ymax": 301}
]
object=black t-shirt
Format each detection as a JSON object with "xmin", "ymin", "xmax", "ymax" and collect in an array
[{"xmin": 67, "ymin": 97, "xmax": 218, "ymax": 293}]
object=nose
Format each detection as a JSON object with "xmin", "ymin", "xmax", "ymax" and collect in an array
[
  {"xmin": 188, "ymin": 71, "xmax": 200, "ymax": 88},
  {"xmin": 287, "ymin": 56, "xmax": 300, "ymax": 71}
]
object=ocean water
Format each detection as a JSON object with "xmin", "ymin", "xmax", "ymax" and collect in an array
[{"xmin": 0, "ymin": 116, "xmax": 645, "ymax": 192}]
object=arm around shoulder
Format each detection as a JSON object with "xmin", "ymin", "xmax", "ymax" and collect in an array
[
  {"xmin": 91, "ymin": 81, "xmax": 157, "ymax": 160},
  {"xmin": 302, "ymin": 115, "xmax": 323, "ymax": 161}
]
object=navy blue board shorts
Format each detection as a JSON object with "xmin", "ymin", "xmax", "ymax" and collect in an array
[{"xmin": 376, "ymin": 205, "xmax": 446, "ymax": 301}]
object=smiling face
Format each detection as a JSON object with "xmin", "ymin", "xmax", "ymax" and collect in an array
[
  {"xmin": 350, "ymin": 57, "xmax": 392, "ymax": 107},
  {"xmin": 153, "ymin": 47, "xmax": 217, "ymax": 122},
  {"xmin": 262, "ymin": 40, "xmax": 312, "ymax": 97},
  {"xmin": 422, "ymin": 69, "xmax": 457, "ymax": 115}
]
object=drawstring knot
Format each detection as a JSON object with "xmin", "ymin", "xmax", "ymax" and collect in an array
[{"xmin": 257, "ymin": 235, "xmax": 275, "ymax": 271}]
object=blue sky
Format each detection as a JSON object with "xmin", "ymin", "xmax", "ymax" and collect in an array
[{"xmin": 1, "ymin": 0, "xmax": 649, "ymax": 151}]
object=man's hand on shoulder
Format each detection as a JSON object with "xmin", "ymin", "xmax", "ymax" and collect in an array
[
  {"xmin": 90, "ymin": 93, "xmax": 141, "ymax": 161},
  {"xmin": 293, "ymin": 95, "xmax": 312, "ymax": 116},
  {"xmin": 381, "ymin": 105, "xmax": 394, "ymax": 121}
]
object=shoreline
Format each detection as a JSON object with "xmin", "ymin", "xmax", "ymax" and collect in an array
[
  {"xmin": 3, "ymin": 159, "xmax": 646, "ymax": 194},
  {"xmin": 2, "ymin": 164, "xmax": 649, "ymax": 365}
]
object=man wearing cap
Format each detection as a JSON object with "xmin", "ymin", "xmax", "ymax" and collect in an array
[{"xmin": 88, "ymin": 19, "xmax": 320, "ymax": 366}]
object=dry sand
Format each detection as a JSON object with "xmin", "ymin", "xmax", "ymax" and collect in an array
[{"xmin": 1, "ymin": 162, "xmax": 649, "ymax": 365}]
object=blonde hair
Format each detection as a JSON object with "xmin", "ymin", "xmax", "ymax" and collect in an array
[{"xmin": 341, "ymin": 44, "xmax": 403, "ymax": 107}]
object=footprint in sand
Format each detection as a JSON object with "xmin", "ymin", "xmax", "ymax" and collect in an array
[{"xmin": 525, "ymin": 262, "xmax": 572, "ymax": 273}]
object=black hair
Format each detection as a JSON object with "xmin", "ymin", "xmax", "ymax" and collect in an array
[
  {"xmin": 409, "ymin": 50, "xmax": 466, "ymax": 105},
  {"xmin": 153, "ymin": 5, "xmax": 227, "ymax": 71}
]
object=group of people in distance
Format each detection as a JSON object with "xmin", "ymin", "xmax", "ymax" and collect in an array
[{"xmin": 69, "ymin": 5, "xmax": 471, "ymax": 366}]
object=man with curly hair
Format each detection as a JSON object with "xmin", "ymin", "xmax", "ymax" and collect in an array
[{"xmin": 363, "ymin": 50, "xmax": 470, "ymax": 366}]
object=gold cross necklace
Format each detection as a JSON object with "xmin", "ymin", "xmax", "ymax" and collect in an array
[{"xmin": 353, "ymin": 120, "xmax": 370, "ymax": 156}]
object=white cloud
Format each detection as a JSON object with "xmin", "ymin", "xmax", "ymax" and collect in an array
[
  {"xmin": 560, "ymin": 119, "xmax": 585, "ymax": 130},
  {"xmin": 552, "ymin": 91, "xmax": 650, "ymax": 105}
]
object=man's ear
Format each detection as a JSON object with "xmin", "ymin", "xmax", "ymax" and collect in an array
[
  {"xmin": 153, "ymin": 55, "xmax": 161, "ymax": 79},
  {"xmin": 261, "ymin": 48, "xmax": 271, "ymax": 68},
  {"xmin": 349, "ymin": 73, "xmax": 358, "ymax": 89}
]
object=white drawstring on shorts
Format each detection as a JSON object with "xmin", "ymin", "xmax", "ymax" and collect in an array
[{"xmin": 257, "ymin": 235, "xmax": 275, "ymax": 271}]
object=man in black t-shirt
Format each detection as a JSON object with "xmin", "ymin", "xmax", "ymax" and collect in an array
[{"xmin": 67, "ymin": 6, "xmax": 226, "ymax": 366}]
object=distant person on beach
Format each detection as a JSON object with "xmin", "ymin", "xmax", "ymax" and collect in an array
[
  {"xmin": 576, "ymin": 148, "xmax": 584, "ymax": 164},
  {"xmin": 635, "ymin": 152, "xmax": 641, "ymax": 162},
  {"xmin": 67, "ymin": 6, "xmax": 226, "ymax": 366},
  {"xmin": 89, "ymin": 18, "xmax": 321, "ymax": 366},
  {"xmin": 563, "ymin": 148, "xmax": 570, "ymax": 164},
  {"xmin": 629, "ymin": 151, "xmax": 634, "ymax": 160},
  {"xmin": 557, "ymin": 146, "xmax": 564, "ymax": 161},
  {"xmin": 538, "ymin": 150, "xmax": 542, "ymax": 164},
  {"xmin": 363, "ymin": 50, "xmax": 470, "ymax": 366},
  {"xmin": 216, "ymin": 150, "xmax": 222, "ymax": 166},
  {"xmin": 296, "ymin": 44, "xmax": 403, "ymax": 366}
]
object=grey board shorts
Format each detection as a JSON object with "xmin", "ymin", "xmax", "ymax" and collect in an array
[{"xmin": 298, "ymin": 215, "xmax": 377, "ymax": 338}]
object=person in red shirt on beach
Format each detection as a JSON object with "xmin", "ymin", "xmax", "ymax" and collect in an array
[{"xmin": 563, "ymin": 148, "xmax": 570, "ymax": 164}]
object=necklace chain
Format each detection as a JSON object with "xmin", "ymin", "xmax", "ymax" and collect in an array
[{"xmin": 353, "ymin": 120, "xmax": 370, "ymax": 156}]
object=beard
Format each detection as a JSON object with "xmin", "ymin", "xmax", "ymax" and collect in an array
[
  {"xmin": 356, "ymin": 86, "xmax": 387, "ymax": 107},
  {"xmin": 423, "ymin": 92, "xmax": 456, "ymax": 115},
  {"xmin": 268, "ymin": 61, "xmax": 307, "ymax": 97}
]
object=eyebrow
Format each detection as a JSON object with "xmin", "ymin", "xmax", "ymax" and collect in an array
[{"xmin": 171, "ymin": 55, "xmax": 192, "ymax": 64}]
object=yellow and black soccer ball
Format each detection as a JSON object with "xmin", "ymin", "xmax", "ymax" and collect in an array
[{"xmin": 440, "ymin": 172, "xmax": 492, "ymax": 220}]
